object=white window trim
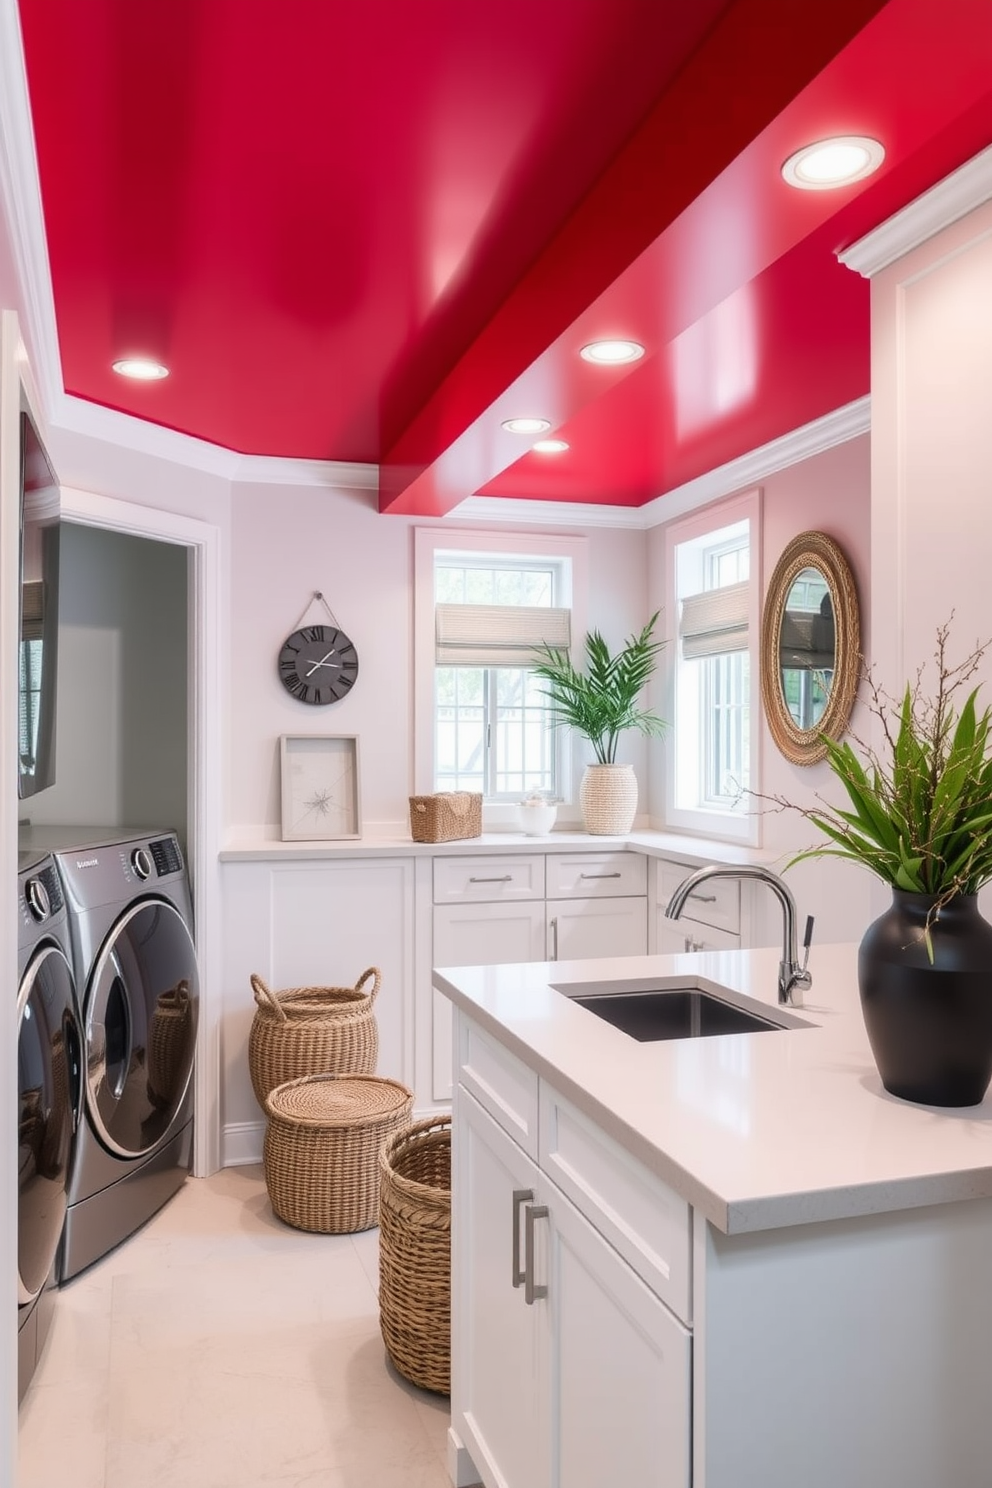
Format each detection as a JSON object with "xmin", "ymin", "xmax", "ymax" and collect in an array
[
  {"xmin": 662, "ymin": 488, "xmax": 761, "ymax": 845},
  {"xmin": 413, "ymin": 526, "xmax": 588, "ymax": 829}
]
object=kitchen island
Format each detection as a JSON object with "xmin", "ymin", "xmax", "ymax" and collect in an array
[{"xmin": 435, "ymin": 943, "xmax": 992, "ymax": 1488}]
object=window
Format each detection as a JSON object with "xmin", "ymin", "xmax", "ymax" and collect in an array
[
  {"xmin": 664, "ymin": 490, "xmax": 760, "ymax": 843},
  {"xmin": 414, "ymin": 529, "xmax": 587, "ymax": 821}
]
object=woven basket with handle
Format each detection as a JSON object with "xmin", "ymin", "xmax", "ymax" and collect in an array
[
  {"xmin": 408, "ymin": 791, "xmax": 482, "ymax": 843},
  {"xmin": 248, "ymin": 968, "xmax": 380, "ymax": 1106},
  {"xmin": 378, "ymin": 1113, "xmax": 452, "ymax": 1394},
  {"xmin": 264, "ymin": 1072, "xmax": 413, "ymax": 1233}
]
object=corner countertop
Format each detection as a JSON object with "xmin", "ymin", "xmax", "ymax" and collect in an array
[
  {"xmin": 434, "ymin": 943, "xmax": 992, "ymax": 1236},
  {"xmin": 220, "ymin": 827, "xmax": 780, "ymax": 865}
]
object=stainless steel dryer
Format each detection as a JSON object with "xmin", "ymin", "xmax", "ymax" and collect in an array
[
  {"xmin": 33, "ymin": 828, "xmax": 200, "ymax": 1280},
  {"xmin": 17, "ymin": 850, "xmax": 81, "ymax": 1401}
]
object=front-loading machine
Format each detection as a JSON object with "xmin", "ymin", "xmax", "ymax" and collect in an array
[
  {"xmin": 17, "ymin": 850, "xmax": 82, "ymax": 1400},
  {"xmin": 23, "ymin": 827, "xmax": 200, "ymax": 1281}
]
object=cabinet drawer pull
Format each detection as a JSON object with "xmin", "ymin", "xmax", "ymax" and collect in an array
[
  {"xmin": 469, "ymin": 875, "xmax": 513, "ymax": 884},
  {"xmin": 579, "ymin": 871, "xmax": 622, "ymax": 880},
  {"xmin": 688, "ymin": 891, "xmax": 717, "ymax": 903},
  {"xmin": 511, "ymin": 1188, "xmax": 533, "ymax": 1288},
  {"xmin": 550, "ymin": 916, "xmax": 558, "ymax": 961},
  {"xmin": 524, "ymin": 1203, "xmax": 549, "ymax": 1305}
]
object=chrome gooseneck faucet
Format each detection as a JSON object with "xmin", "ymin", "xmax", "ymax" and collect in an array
[{"xmin": 665, "ymin": 864, "xmax": 814, "ymax": 1006}]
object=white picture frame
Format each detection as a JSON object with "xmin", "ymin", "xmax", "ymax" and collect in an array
[{"xmin": 279, "ymin": 734, "xmax": 361, "ymax": 841}]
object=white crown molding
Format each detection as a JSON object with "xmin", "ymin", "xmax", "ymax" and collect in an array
[
  {"xmin": 452, "ymin": 495, "xmax": 648, "ymax": 528},
  {"xmin": 838, "ymin": 143, "xmax": 992, "ymax": 278},
  {"xmin": 0, "ymin": 0, "xmax": 63, "ymax": 415},
  {"xmin": 640, "ymin": 396, "xmax": 871, "ymax": 526},
  {"xmin": 53, "ymin": 392, "xmax": 377, "ymax": 490},
  {"xmin": 456, "ymin": 399, "xmax": 871, "ymax": 530}
]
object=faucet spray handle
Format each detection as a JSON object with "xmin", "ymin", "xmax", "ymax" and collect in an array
[{"xmin": 786, "ymin": 915, "xmax": 815, "ymax": 1006}]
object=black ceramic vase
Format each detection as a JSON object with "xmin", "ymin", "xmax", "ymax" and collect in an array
[{"xmin": 858, "ymin": 890, "xmax": 992, "ymax": 1107}]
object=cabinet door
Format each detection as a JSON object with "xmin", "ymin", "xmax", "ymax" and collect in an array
[
  {"xmin": 545, "ymin": 1177, "xmax": 691, "ymax": 1488},
  {"xmin": 454, "ymin": 1087, "xmax": 551, "ymax": 1488},
  {"xmin": 549, "ymin": 895, "xmax": 647, "ymax": 962},
  {"xmin": 656, "ymin": 910, "xmax": 740, "ymax": 955},
  {"xmin": 433, "ymin": 902, "xmax": 548, "ymax": 1101}
]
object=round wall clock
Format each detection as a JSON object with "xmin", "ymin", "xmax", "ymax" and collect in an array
[{"xmin": 278, "ymin": 624, "xmax": 359, "ymax": 705}]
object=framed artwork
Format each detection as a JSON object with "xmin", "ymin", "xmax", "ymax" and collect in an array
[{"xmin": 279, "ymin": 734, "xmax": 361, "ymax": 841}]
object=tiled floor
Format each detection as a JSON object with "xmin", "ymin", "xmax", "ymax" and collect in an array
[{"xmin": 18, "ymin": 1165, "xmax": 453, "ymax": 1488}]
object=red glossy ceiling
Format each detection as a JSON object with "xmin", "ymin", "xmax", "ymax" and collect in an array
[{"xmin": 16, "ymin": 0, "xmax": 992, "ymax": 513}]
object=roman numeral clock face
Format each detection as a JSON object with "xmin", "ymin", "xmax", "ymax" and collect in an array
[{"xmin": 278, "ymin": 625, "xmax": 359, "ymax": 705}]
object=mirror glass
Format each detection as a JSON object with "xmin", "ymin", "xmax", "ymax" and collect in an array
[
  {"xmin": 779, "ymin": 567, "xmax": 835, "ymax": 729},
  {"xmin": 760, "ymin": 533, "xmax": 860, "ymax": 766}
]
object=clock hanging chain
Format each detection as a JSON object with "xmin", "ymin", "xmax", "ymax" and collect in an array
[{"xmin": 291, "ymin": 591, "xmax": 341, "ymax": 632}]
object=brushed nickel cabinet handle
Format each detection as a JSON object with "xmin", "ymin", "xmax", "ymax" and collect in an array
[
  {"xmin": 524, "ymin": 1203, "xmax": 549, "ymax": 1305},
  {"xmin": 579, "ymin": 871, "xmax": 622, "ymax": 880},
  {"xmin": 469, "ymin": 875, "xmax": 513, "ymax": 884},
  {"xmin": 688, "ymin": 891, "xmax": 717, "ymax": 903},
  {"xmin": 511, "ymin": 1188, "xmax": 533, "ymax": 1288},
  {"xmin": 550, "ymin": 916, "xmax": 558, "ymax": 960}
]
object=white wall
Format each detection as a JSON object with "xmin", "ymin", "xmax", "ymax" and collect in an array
[
  {"xmin": 228, "ymin": 484, "xmax": 650, "ymax": 837},
  {"xmin": 869, "ymin": 192, "xmax": 992, "ymax": 924}
]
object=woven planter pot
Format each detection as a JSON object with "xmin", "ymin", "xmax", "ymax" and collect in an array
[
  {"xmin": 579, "ymin": 763, "xmax": 638, "ymax": 834},
  {"xmin": 378, "ymin": 1115, "xmax": 451, "ymax": 1395},
  {"xmin": 248, "ymin": 969, "xmax": 380, "ymax": 1106},
  {"xmin": 264, "ymin": 1072, "xmax": 413, "ymax": 1234}
]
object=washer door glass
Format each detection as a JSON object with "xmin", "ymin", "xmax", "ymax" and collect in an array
[
  {"xmin": 18, "ymin": 943, "xmax": 81, "ymax": 1305},
  {"xmin": 85, "ymin": 899, "xmax": 198, "ymax": 1158}
]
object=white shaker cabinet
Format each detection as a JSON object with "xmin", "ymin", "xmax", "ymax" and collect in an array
[
  {"xmin": 653, "ymin": 856, "xmax": 742, "ymax": 955},
  {"xmin": 432, "ymin": 850, "xmax": 647, "ymax": 1101},
  {"xmin": 452, "ymin": 1015, "xmax": 691, "ymax": 1488}
]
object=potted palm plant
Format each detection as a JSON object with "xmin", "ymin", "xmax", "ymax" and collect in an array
[
  {"xmin": 529, "ymin": 612, "xmax": 667, "ymax": 834},
  {"xmin": 783, "ymin": 621, "xmax": 992, "ymax": 1106}
]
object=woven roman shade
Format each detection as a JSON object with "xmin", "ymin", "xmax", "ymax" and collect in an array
[
  {"xmin": 20, "ymin": 580, "xmax": 44, "ymax": 643},
  {"xmin": 435, "ymin": 603, "xmax": 570, "ymax": 666},
  {"xmin": 679, "ymin": 580, "xmax": 749, "ymax": 660}
]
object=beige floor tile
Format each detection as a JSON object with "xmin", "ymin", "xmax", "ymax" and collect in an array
[{"xmin": 18, "ymin": 1168, "xmax": 454, "ymax": 1488}]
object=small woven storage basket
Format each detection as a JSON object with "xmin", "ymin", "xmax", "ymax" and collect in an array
[
  {"xmin": 248, "ymin": 968, "xmax": 380, "ymax": 1106},
  {"xmin": 264, "ymin": 1073, "xmax": 414, "ymax": 1234},
  {"xmin": 408, "ymin": 791, "xmax": 482, "ymax": 843},
  {"xmin": 378, "ymin": 1114, "xmax": 452, "ymax": 1394}
]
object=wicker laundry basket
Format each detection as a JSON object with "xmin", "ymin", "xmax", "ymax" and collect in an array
[
  {"xmin": 248, "ymin": 968, "xmax": 380, "ymax": 1106},
  {"xmin": 263, "ymin": 1073, "xmax": 413, "ymax": 1234},
  {"xmin": 378, "ymin": 1114, "xmax": 452, "ymax": 1394}
]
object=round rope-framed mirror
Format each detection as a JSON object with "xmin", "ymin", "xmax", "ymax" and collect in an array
[{"xmin": 760, "ymin": 531, "xmax": 860, "ymax": 766}]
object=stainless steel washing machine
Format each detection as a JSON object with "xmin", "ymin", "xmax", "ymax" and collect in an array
[
  {"xmin": 24, "ymin": 828, "xmax": 200, "ymax": 1280},
  {"xmin": 17, "ymin": 850, "xmax": 81, "ymax": 1400}
]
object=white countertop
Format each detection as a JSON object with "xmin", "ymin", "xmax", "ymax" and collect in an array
[
  {"xmin": 434, "ymin": 943, "xmax": 992, "ymax": 1236},
  {"xmin": 221, "ymin": 827, "xmax": 780, "ymax": 864}
]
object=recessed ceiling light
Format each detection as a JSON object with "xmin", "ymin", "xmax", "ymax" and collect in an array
[
  {"xmin": 579, "ymin": 339, "xmax": 644, "ymax": 365},
  {"xmin": 112, "ymin": 357, "xmax": 170, "ymax": 380},
  {"xmin": 532, "ymin": 439, "xmax": 569, "ymax": 454},
  {"xmin": 502, "ymin": 416, "xmax": 551, "ymax": 434},
  {"xmin": 781, "ymin": 135, "xmax": 885, "ymax": 190}
]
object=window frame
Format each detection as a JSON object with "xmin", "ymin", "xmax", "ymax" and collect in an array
[
  {"xmin": 413, "ymin": 527, "xmax": 588, "ymax": 829},
  {"xmin": 662, "ymin": 489, "xmax": 761, "ymax": 845}
]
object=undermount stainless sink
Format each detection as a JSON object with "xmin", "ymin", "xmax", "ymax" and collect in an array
[{"xmin": 555, "ymin": 976, "xmax": 813, "ymax": 1043}]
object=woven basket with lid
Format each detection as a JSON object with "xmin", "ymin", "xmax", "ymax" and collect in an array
[
  {"xmin": 248, "ymin": 968, "xmax": 380, "ymax": 1106},
  {"xmin": 378, "ymin": 1114, "xmax": 452, "ymax": 1394},
  {"xmin": 264, "ymin": 1072, "xmax": 413, "ymax": 1234}
]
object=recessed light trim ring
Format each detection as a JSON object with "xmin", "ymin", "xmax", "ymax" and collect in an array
[
  {"xmin": 782, "ymin": 135, "xmax": 885, "ymax": 190},
  {"xmin": 579, "ymin": 338, "xmax": 645, "ymax": 365}
]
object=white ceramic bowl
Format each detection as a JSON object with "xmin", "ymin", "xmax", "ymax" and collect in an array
[{"xmin": 519, "ymin": 802, "xmax": 557, "ymax": 836}]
